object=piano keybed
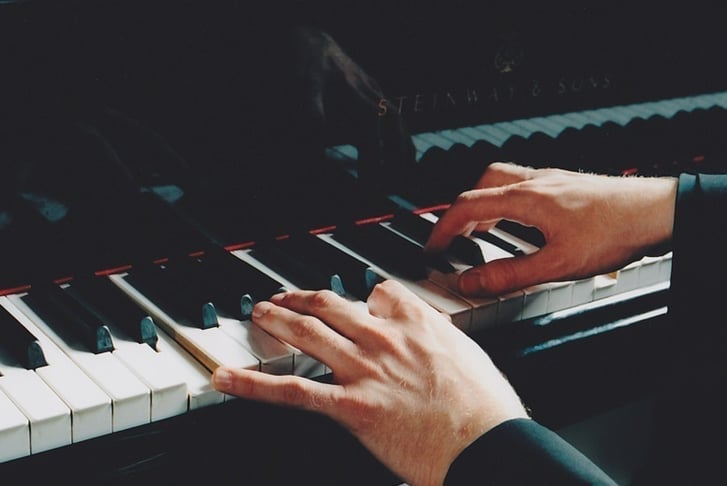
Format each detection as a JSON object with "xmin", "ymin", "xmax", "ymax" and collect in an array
[
  {"xmin": 1, "ymin": 87, "xmax": 711, "ymax": 476},
  {"xmin": 0, "ymin": 209, "xmax": 671, "ymax": 464}
]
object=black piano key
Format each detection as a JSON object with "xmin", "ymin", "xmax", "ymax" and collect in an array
[
  {"xmin": 254, "ymin": 232, "xmax": 372, "ymax": 301},
  {"xmin": 523, "ymin": 131, "xmax": 559, "ymax": 169},
  {"xmin": 389, "ymin": 209, "xmax": 486, "ymax": 265},
  {"xmin": 250, "ymin": 238, "xmax": 341, "ymax": 295},
  {"xmin": 428, "ymin": 209, "xmax": 527, "ymax": 256},
  {"xmin": 124, "ymin": 260, "xmax": 218, "ymax": 329},
  {"xmin": 0, "ymin": 305, "xmax": 48, "ymax": 369},
  {"xmin": 494, "ymin": 219, "xmax": 546, "ymax": 248},
  {"xmin": 22, "ymin": 283, "xmax": 114, "ymax": 354},
  {"xmin": 193, "ymin": 246, "xmax": 287, "ymax": 318},
  {"xmin": 332, "ymin": 222, "xmax": 455, "ymax": 281},
  {"xmin": 469, "ymin": 230, "xmax": 525, "ymax": 256},
  {"xmin": 169, "ymin": 256, "xmax": 251, "ymax": 321},
  {"xmin": 64, "ymin": 276, "xmax": 159, "ymax": 349},
  {"xmin": 288, "ymin": 232, "xmax": 372, "ymax": 300}
]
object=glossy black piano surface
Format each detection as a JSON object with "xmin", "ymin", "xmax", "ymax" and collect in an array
[{"xmin": 1, "ymin": 2, "xmax": 726, "ymax": 484}]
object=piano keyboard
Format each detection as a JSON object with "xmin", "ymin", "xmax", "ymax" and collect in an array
[
  {"xmin": 0, "ymin": 204, "xmax": 671, "ymax": 463},
  {"xmin": 3, "ymin": 86, "xmax": 702, "ymax": 467}
]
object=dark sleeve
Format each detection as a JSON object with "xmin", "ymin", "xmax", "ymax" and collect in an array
[
  {"xmin": 670, "ymin": 172, "xmax": 727, "ymax": 322},
  {"xmin": 669, "ymin": 172, "xmax": 727, "ymax": 351},
  {"xmin": 633, "ymin": 172, "xmax": 727, "ymax": 485},
  {"xmin": 444, "ymin": 418, "xmax": 617, "ymax": 485}
]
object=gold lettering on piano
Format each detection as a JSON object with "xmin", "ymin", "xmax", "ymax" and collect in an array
[
  {"xmin": 381, "ymin": 73, "xmax": 613, "ymax": 118},
  {"xmin": 377, "ymin": 98, "xmax": 388, "ymax": 117}
]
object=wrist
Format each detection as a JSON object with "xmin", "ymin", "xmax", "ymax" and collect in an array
[
  {"xmin": 619, "ymin": 176, "xmax": 677, "ymax": 256},
  {"xmin": 642, "ymin": 176, "xmax": 677, "ymax": 255}
]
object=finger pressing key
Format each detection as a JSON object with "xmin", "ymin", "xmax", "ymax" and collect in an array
[{"xmin": 251, "ymin": 298, "xmax": 358, "ymax": 376}]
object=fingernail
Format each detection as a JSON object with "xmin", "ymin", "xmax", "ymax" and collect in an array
[
  {"xmin": 252, "ymin": 301, "xmax": 272, "ymax": 319},
  {"xmin": 213, "ymin": 368, "xmax": 232, "ymax": 391},
  {"xmin": 269, "ymin": 291, "xmax": 286, "ymax": 304},
  {"xmin": 459, "ymin": 269, "xmax": 483, "ymax": 295}
]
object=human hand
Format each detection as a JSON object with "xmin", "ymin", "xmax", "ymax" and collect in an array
[
  {"xmin": 290, "ymin": 26, "xmax": 416, "ymax": 190},
  {"xmin": 212, "ymin": 280, "xmax": 528, "ymax": 486},
  {"xmin": 424, "ymin": 162, "xmax": 678, "ymax": 296}
]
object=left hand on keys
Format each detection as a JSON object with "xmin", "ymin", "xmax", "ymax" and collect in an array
[{"xmin": 212, "ymin": 279, "xmax": 528, "ymax": 486}]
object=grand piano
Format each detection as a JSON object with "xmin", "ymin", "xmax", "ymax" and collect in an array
[{"xmin": 1, "ymin": 2, "xmax": 726, "ymax": 484}]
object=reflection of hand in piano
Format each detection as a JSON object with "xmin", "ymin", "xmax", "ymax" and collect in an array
[
  {"xmin": 289, "ymin": 26, "xmax": 417, "ymax": 191},
  {"xmin": 424, "ymin": 162, "xmax": 677, "ymax": 297}
]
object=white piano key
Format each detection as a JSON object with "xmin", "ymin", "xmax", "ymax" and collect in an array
[
  {"xmin": 0, "ymin": 369, "xmax": 71, "ymax": 454},
  {"xmin": 231, "ymin": 249, "xmax": 330, "ymax": 378},
  {"xmin": 418, "ymin": 211, "xmax": 599, "ymax": 324},
  {"xmin": 7, "ymin": 293, "xmax": 151, "ymax": 432},
  {"xmin": 546, "ymin": 281, "xmax": 575, "ymax": 314},
  {"xmin": 400, "ymin": 212, "xmax": 539, "ymax": 329},
  {"xmin": 35, "ymin": 362, "xmax": 113, "ymax": 442},
  {"xmin": 593, "ymin": 273, "xmax": 621, "ymax": 300},
  {"xmin": 0, "ymin": 296, "xmax": 113, "ymax": 443},
  {"xmin": 317, "ymin": 233, "xmax": 474, "ymax": 331},
  {"xmin": 109, "ymin": 273, "xmax": 260, "ymax": 374},
  {"xmin": 659, "ymin": 252, "xmax": 673, "ymax": 283},
  {"xmin": 153, "ymin": 330, "xmax": 226, "ymax": 410},
  {"xmin": 0, "ymin": 388, "xmax": 30, "ymax": 462},
  {"xmin": 571, "ymin": 277, "xmax": 596, "ymax": 307},
  {"xmin": 65, "ymin": 277, "xmax": 222, "ymax": 411},
  {"xmin": 496, "ymin": 290, "xmax": 526, "ymax": 325},
  {"xmin": 616, "ymin": 260, "xmax": 643, "ymax": 293},
  {"xmin": 521, "ymin": 283, "xmax": 551, "ymax": 320},
  {"xmin": 637, "ymin": 255, "xmax": 663, "ymax": 286},
  {"xmin": 217, "ymin": 316, "xmax": 295, "ymax": 375},
  {"xmin": 47, "ymin": 281, "xmax": 190, "ymax": 420},
  {"xmin": 425, "ymin": 258, "xmax": 496, "ymax": 333},
  {"xmin": 109, "ymin": 337, "xmax": 189, "ymax": 421}
]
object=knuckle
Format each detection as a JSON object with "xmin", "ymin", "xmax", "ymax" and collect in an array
[
  {"xmin": 375, "ymin": 279, "xmax": 400, "ymax": 294},
  {"xmin": 488, "ymin": 161, "xmax": 510, "ymax": 173},
  {"xmin": 308, "ymin": 289, "xmax": 339, "ymax": 310},
  {"xmin": 289, "ymin": 315, "xmax": 319, "ymax": 340},
  {"xmin": 281, "ymin": 379, "xmax": 308, "ymax": 405},
  {"xmin": 454, "ymin": 190, "xmax": 477, "ymax": 205}
]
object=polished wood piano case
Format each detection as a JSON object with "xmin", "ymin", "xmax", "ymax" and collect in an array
[{"xmin": 1, "ymin": 2, "xmax": 726, "ymax": 484}]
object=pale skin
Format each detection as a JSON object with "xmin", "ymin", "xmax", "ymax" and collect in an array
[
  {"xmin": 426, "ymin": 162, "xmax": 678, "ymax": 296},
  {"xmin": 212, "ymin": 162, "xmax": 679, "ymax": 486}
]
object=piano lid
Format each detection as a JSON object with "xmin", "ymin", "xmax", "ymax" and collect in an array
[
  {"xmin": 1, "ymin": 1, "xmax": 727, "ymax": 288},
  {"xmin": 301, "ymin": 3, "xmax": 727, "ymax": 136},
  {"xmin": 3, "ymin": 3, "xmax": 727, "ymax": 135}
]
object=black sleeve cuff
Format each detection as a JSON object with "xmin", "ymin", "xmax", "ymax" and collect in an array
[{"xmin": 445, "ymin": 419, "xmax": 617, "ymax": 485}]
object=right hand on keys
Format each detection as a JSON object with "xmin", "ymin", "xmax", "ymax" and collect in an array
[
  {"xmin": 424, "ymin": 162, "xmax": 678, "ymax": 297},
  {"xmin": 212, "ymin": 280, "xmax": 528, "ymax": 486}
]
